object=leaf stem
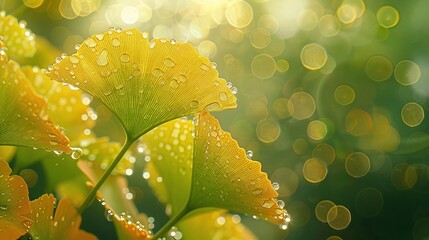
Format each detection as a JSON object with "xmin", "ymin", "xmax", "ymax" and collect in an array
[
  {"xmin": 152, "ymin": 207, "xmax": 189, "ymax": 240},
  {"xmin": 78, "ymin": 137, "xmax": 133, "ymax": 214}
]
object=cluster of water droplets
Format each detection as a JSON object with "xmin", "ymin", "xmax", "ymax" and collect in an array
[{"xmin": 168, "ymin": 226, "xmax": 183, "ymax": 240}]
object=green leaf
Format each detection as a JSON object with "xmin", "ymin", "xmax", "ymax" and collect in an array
[
  {"xmin": 0, "ymin": 47, "xmax": 71, "ymax": 153},
  {"xmin": 143, "ymin": 112, "xmax": 290, "ymax": 238},
  {"xmin": 177, "ymin": 210, "xmax": 257, "ymax": 240},
  {"xmin": 46, "ymin": 28, "xmax": 237, "ymax": 141}
]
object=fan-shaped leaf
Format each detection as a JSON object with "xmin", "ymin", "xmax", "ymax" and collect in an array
[
  {"xmin": 23, "ymin": 66, "xmax": 95, "ymax": 141},
  {"xmin": 28, "ymin": 194, "xmax": 97, "ymax": 240},
  {"xmin": 0, "ymin": 49, "xmax": 71, "ymax": 153},
  {"xmin": 46, "ymin": 28, "xmax": 236, "ymax": 140},
  {"xmin": 143, "ymin": 112, "xmax": 289, "ymax": 233},
  {"xmin": 0, "ymin": 158, "xmax": 31, "ymax": 239},
  {"xmin": 177, "ymin": 210, "xmax": 257, "ymax": 240},
  {"xmin": 0, "ymin": 12, "xmax": 36, "ymax": 58}
]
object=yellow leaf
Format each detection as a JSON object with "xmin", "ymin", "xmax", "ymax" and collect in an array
[
  {"xmin": 0, "ymin": 49, "xmax": 71, "ymax": 153},
  {"xmin": 15, "ymin": 36, "xmax": 61, "ymax": 68},
  {"xmin": 0, "ymin": 145, "xmax": 16, "ymax": 162},
  {"xmin": 28, "ymin": 194, "xmax": 97, "ymax": 240},
  {"xmin": 22, "ymin": 66, "xmax": 95, "ymax": 141},
  {"xmin": 177, "ymin": 210, "xmax": 257, "ymax": 240},
  {"xmin": 143, "ymin": 112, "xmax": 290, "ymax": 239},
  {"xmin": 46, "ymin": 28, "xmax": 237, "ymax": 141},
  {"xmin": 0, "ymin": 12, "xmax": 36, "ymax": 58},
  {"xmin": 0, "ymin": 158, "xmax": 32, "ymax": 239}
]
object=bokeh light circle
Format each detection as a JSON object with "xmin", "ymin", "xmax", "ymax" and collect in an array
[
  {"xmin": 345, "ymin": 109, "xmax": 372, "ymax": 136},
  {"xmin": 327, "ymin": 205, "xmax": 352, "ymax": 230},
  {"xmin": 312, "ymin": 143, "xmax": 336, "ymax": 165},
  {"xmin": 377, "ymin": 5, "xmax": 400, "ymax": 28},
  {"xmin": 271, "ymin": 168, "xmax": 299, "ymax": 197},
  {"xmin": 401, "ymin": 102, "xmax": 424, "ymax": 127},
  {"xmin": 345, "ymin": 152, "xmax": 371, "ymax": 178},
  {"xmin": 366, "ymin": 56, "xmax": 393, "ymax": 82},
  {"xmin": 256, "ymin": 119, "xmax": 281, "ymax": 143},
  {"xmin": 288, "ymin": 91, "xmax": 316, "ymax": 120},
  {"xmin": 303, "ymin": 158, "xmax": 328, "ymax": 183},
  {"xmin": 315, "ymin": 200, "xmax": 336, "ymax": 223},
  {"xmin": 307, "ymin": 120, "xmax": 328, "ymax": 141},
  {"xmin": 251, "ymin": 54, "xmax": 276, "ymax": 79},
  {"xmin": 334, "ymin": 85, "xmax": 355, "ymax": 106},
  {"xmin": 300, "ymin": 43, "xmax": 327, "ymax": 70},
  {"xmin": 225, "ymin": 0, "xmax": 253, "ymax": 28},
  {"xmin": 394, "ymin": 60, "xmax": 421, "ymax": 86}
]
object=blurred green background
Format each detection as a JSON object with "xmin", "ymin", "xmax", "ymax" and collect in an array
[{"xmin": 4, "ymin": 0, "xmax": 429, "ymax": 239}]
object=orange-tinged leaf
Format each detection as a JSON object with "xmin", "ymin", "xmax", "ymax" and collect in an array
[
  {"xmin": 177, "ymin": 210, "xmax": 257, "ymax": 240},
  {"xmin": 0, "ymin": 12, "xmax": 36, "ymax": 58},
  {"xmin": 23, "ymin": 66, "xmax": 95, "ymax": 141},
  {"xmin": 0, "ymin": 50, "xmax": 71, "ymax": 153},
  {"xmin": 0, "ymin": 158, "xmax": 31, "ymax": 239},
  {"xmin": 113, "ymin": 215, "xmax": 149, "ymax": 240},
  {"xmin": 46, "ymin": 28, "xmax": 237, "ymax": 140},
  {"xmin": 143, "ymin": 112, "xmax": 289, "ymax": 233},
  {"xmin": 28, "ymin": 194, "xmax": 97, "ymax": 240}
]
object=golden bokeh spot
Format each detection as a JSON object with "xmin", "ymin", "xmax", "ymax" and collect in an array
[
  {"xmin": 59, "ymin": 0, "xmax": 78, "ymax": 19},
  {"xmin": 327, "ymin": 236, "xmax": 343, "ymax": 240},
  {"xmin": 358, "ymin": 112, "xmax": 400, "ymax": 152},
  {"xmin": 315, "ymin": 200, "xmax": 336, "ymax": 223},
  {"xmin": 327, "ymin": 205, "xmax": 351, "ymax": 230},
  {"xmin": 300, "ymin": 43, "xmax": 327, "ymax": 70},
  {"xmin": 391, "ymin": 163, "xmax": 417, "ymax": 190},
  {"xmin": 251, "ymin": 54, "xmax": 276, "ymax": 79},
  {"xmin": 303, "ymin": 158, "xmax": 327, "ymax": 183},
  {"xmin": 23, "ymin": 0, "xmax": 44, "ymax": 8},
  {"xmin": 272, "ymin": 98, "xmax": 293, "ymax": 119},
  {"xmin": 345, "ymin": 152, "xmax": 370, "ymax": 178},
  {"xmin": 229, "ymin": 28, "xmax": 245, "ymax": 43},
  {"xmin": 337, "ymin": 4, "xmax": 357, "ymax": 24},
  {"xmin": 276, "ymin": 59, "xmax": 290, "ymax": 73},
  {"xmin": 293, "ymin": 138, "xmax": 309, "ymax": 155},
  {"xmin": 318, "ymin": 15, "xmax": 341, "ymax": 37},
  {"xmin": 320, "ymin": 55, "xmax": 336, "ymax": 75},
  {"xmin": 377, "ymin": 5, "xmax": 400, "ymax": 28},
  {"xmin": 297, "ymin": 9, "xmax": 319, "ymax": 31},
  {"xmin": 356, "ymin": 187, "xmax": 383, "ymax": 217},
  {"xmin": 288, "ymin": 91, "xmax": 316, "ymax": 120},
  {"xmin": 198, "ymin": 40, "xmax": 217, "ymax": 59},
  {"xmin": 394, "ymin": 60, "xmax": 421, "ymax": 86},
  {"xmin": 271, "ymin": 168, "xmax": 299, "ymax": 197},
  {"xmin": 345, "ymin": 109, "xmax": 372, "ymax": 137},
  {"xmin": 19, "ymin": 169, "xmax": 39, "ymax": 188},
  {"xmin": 334, "ymin": 84, "xmax": 355, "ymax": 106},
  {"xmin": 258, "ymin": 14, "xmax": 279, "ymax": 34},
  {"xmin": 366, "ymin": 56, "xmax": 393, "ymax": 82},
  {"xmin": 256, "ymin": 119, "xmax": 281, "ymax": 143},
  {"xmin": 312, "ymin": 143, "xmax": 336, "ymax": 165},
  {"xmin": 225, "ymin": 0, "xmax": 253, "ymax": 28},
  {"xmin": 307, "ymin": 120, "xmax": 328, "ymax": 141},
  {"xmin": 401, "ymin": 102, "xmax": 424, "ymax": 127},
  {"xmin": 250, "ymin": 28, "xmax": 271, "ymax": 49}
]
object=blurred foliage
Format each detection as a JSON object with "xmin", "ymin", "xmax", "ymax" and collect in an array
[{"xmin": 2, "ymin": 0, "xmax": 429, "ymax": 239}]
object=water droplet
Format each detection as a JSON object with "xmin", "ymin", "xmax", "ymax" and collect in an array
[
  {"xmin": 246, "ymin": 150, "xmax": 253, "ymax": 158},
  {"xmin": 53, "ymin": 221, "xmax": 58, "ymax": 227},
  {"xmin": 279, "ymin": 223, "xmax": 288, "ymax": 230},
  {"xmin": 111, "ymin": 38, "xmax": 120, "ymax": 47},
  {"xmin": 262, "ymin": 200, "xmax": 275, "ymax": 208},
  {"xmin": 190, "ymin": 100, "xmax": 199, "ymax": 108},
  {"xmin": 120, "ymin": 53, "xmax": 130, "ymax": 63},
  {"xmin": 178, "ymin": 74, "xmax": 187, "ymax": 83},
  {"xmin": 164, "ymin": 58, "xmax": 175, "ymax": 68},
  {"xmin": 200, "ymin": 64, "xmax": 209, "ymax": 71},
  {"xmin": 277, "ymin": 200, "xmax": 285, "ymax": 209},
  {"xmin": 50, "ymin": 140, "xmax": 59, "ymax": 146},
  {"xmin": 219, "ymin": 92, "xmax": 228, "ymax": 101},
  {"xmin": 170, "ymin": 80, "xmax": 179, "ymax": 89},
  {"xmin": 84, "ymin": 38, "xmax": 97, "ymax": 48},
  {"xmin": 152, "ymin": 68, "xmax": 164, "ymax": 77},
  {"xmin": 104, "ymin": 208, "xmax": 114, "ymax": 222},
  {"xmin": 69, "ymin": 56, "xmax": 79, "ymax": 64},
  {"xmin": 211, "ymin": 62, "xmax": 217, "ymax": 69},
  {"xmin": 149, "ymin": 41, "xmax": 156, "ymax": 49},
  {"xmin": 272, "ymin": 182, "xmax": 280, "ymax": 191},
  {"xmin": 0, "ymin": 205, "xmax": 7, "ymax": 211},
  {"xmin": 97, "ymin": 49, "xmax": 108, "ymax": 66},
  {"xmin": 170, "ymin": 39, "xmax": 177, "ymax": 44},
  {"xmin": 71, "ymin": 148, "xmax": 83, "ymax": 160},
  {"xmin": 95, "ymin": 34, "xmax": 104, "ymax": 40},
  {"xmin": 231, "ymin": 87, "xmax": 238, "ymax": 94},
  {"xmin": 252, "ymin": 189, "xmax": 263, "ymax": 195}
]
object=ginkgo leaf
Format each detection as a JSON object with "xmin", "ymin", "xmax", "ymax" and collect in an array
[
  {"xmin": 22, "ymin": 66, "xmax": 95, "ymax": 141},
  {"xmin": 142, "ymin": 119, "xmax": 194, "ymax": 216},
  {"xmin": 177, "ymin": 210, "xmax": 257, "ymax": 240},
  {"xmin": 143, "ymin": 112, "xmax": 289, "ymax": 239},
  {"xmin": 46, "ymin": 27, "xmax": 237, "ymax": 141},
  {"xmin": 0, "ymin": 50, "xmax": 71, "ymax": 153},
  {"xmin": 0, "ymin": 157, "xmax": 32, "ymax": 239},
  {"xmin": 113, "ymin": 215, "xmax": 149, "ymax": 240},
  {"xmin": 0, "ymin": 12, "xmax": 36, "ymax": 58},
  {"xmin": 15, "ymin": 36, "xmax": 61, "ymax": 68},
  {"xmin": 28, "ymin": 194, "xmax": 97, "ymax": 240}
]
